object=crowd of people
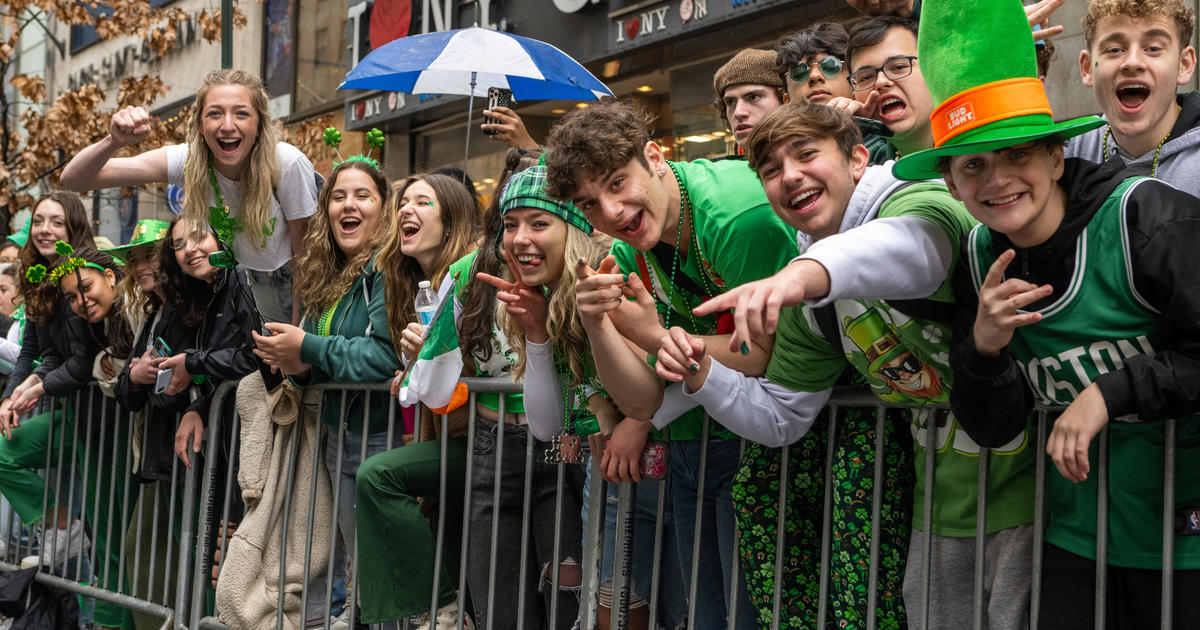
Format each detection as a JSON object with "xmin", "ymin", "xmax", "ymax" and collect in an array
[{"xmin": 0, "ymin": 0, "xmax": 1198, "ymax": 628}]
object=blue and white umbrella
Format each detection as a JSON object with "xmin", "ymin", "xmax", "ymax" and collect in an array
[{"xmin": 339, "ymin": 26, "xmax": 612, "ymax": 101}]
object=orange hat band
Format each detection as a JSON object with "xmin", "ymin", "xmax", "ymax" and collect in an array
[{"xmin": 930, "ymin": 77, "xmax": 1052, "ymax": 147}]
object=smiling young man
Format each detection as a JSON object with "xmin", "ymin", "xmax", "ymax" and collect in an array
[
  {"xmin": 889, "ymin": 0, "xmax": 1200, "ymax": 625},
  {"xmin": 544, "ymin": 99, "xmax": 796, "ymax": 630},
  {"xmin": 1066, "ymin": 0, "xmax": 1200, "ymax": 196},
  {"xmin": 656, "ymin": 100, "xmax": 1022, "ymax": 628},
  {"xmin": 713, "ymin": 48, "xmax": 788, "ymax": 151}
]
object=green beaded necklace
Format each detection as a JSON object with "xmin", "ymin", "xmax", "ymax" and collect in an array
[{"xmin": 1101, "ymin": 103, "xmax": 1179, "ymax": 178}]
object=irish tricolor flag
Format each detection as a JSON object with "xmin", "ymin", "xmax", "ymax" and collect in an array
[{"xmin": 398, "ymin": 273, "xmax": 465, "ymax": 410}]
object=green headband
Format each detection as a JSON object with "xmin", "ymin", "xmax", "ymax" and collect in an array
[
  {"xmin": 25, "ymin": 241, "xmax": 110, "ymax": 286},
  {"xmin": 499, "ymin": 165, "xmax": 593, "ymax": 236}
]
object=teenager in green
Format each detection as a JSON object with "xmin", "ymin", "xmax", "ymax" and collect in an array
[
  {"xmin": 545, "ymin": 100, "xmax": 798, "ymax": 630},
  {"xmin": 253, "ymin": 158, "xmax": 401, "ymax": 626},
  {"xmin": 892, "ymin": 0, "xmax": 1200, "ymax": 625},
  {"xmin": 659, "ymin": 101, "xmax": 978, "ymax": 628}
]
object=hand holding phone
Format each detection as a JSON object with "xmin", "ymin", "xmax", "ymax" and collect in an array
[
  {"xmin": 483, "ymin": 88, "xmax": 514, "ymax": 136},
  {"xmin": 154, "ymin": 368, "xmax": 174, "ymax": 394}
]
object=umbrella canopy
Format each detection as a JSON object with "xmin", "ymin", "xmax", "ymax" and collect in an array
[{"xmin": 339, "ymin": 26, "xmax": 612, "ymax": 101}]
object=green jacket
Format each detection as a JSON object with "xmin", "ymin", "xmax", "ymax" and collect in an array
[{"xmin": 295, "ymin": 259, "xmax": 401, "ymax": 433}]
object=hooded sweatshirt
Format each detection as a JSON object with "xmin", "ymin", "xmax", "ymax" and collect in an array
[{"xmin": 1064, "ymin": 91, "xmax": 1200, "ymax": 197}]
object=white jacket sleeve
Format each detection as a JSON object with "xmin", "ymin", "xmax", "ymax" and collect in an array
[
  {"xmin": 684, "ymin": 358, "xmax": 831, "ymax": 447},
  {"xmin": 800, "ymin": 216, "xmax": 953, "ymax": 307},
  {"xmin": 524, "ymin": 339, "xmax": 565, "ymax": 441}
]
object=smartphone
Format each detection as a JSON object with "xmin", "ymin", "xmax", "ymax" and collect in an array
[
  {"xmin": 854, "ymin": 115, "xmax": 893, "ymax": 138},
  {"xmin": 483, "ymin": 87, "xmax": 514, "ymax": 135},
  {"xmin": 152, "ymin": 337, "xmax": 172, "ymax": 359},
  {"xmin": 154, "ymin": 368, "xmax": 174, "ymax": 394}
]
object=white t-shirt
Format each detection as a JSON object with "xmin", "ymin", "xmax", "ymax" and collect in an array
[{"xmin": 165, "ymin": 142, "xmax": 318, "ymax": 271}]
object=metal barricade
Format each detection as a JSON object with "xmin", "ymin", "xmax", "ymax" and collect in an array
[{"xmin": 6, "ymin": 378, "xmax": 1175, "ymax": 629}]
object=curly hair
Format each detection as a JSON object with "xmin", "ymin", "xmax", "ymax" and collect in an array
[
  {"xmin": 157, "ymin": 216, "xmax": 217, "ymax": 328},
  {"xmin": 497, "ymin": 225, "xmax": 607, "ymax": 388},
  {"xmin": 58, "ymin": 248, "xmax": 134, "ymax": 360},
  {"xmin": 775, "ymin": 22, "xmax": 850, "ymax": 84},
  {"xmin": 19, "ymin": 191, "xmax": 96, "ymax": 325},
  {"xmin": 295, "ymin": 161, "xmax": 393, "ymax": 318},
  {"xmin": 1083, "ymin": 0, "xmax": 1195, "ymax": 48},
  {"xmin": 377, "ymin": 173, "xmax": 480, "ymax": 356},
  {"xmin": 543, "ymin": 99, "xmax": 655, "ymax": 201},
  {"xmin": 459, "ymin": 147, "xmax": 542, "ymax": 364},
  {"xmin": 181, "ymin": 69, "xmax": 282, "ymax": 252}
]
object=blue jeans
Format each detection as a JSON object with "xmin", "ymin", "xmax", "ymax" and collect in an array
[
  {"xmin": 244, "ymin": 260, "xmax": 294, "ymax": 324},
  {"xmin": 581, "ymin": 465, "xmax": 687, "ymax": 628},
  {"xmin": 670, "ymin": 438, "xmax": 755, "ymax": 630}
]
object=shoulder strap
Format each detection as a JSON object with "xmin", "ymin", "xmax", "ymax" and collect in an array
[{"xmin": 813, "ymin": 305, "xmax": 842, "ymax": 352}]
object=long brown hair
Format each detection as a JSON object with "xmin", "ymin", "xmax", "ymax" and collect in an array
[
  {"xmin": 181, "ymin": 69, "xmax": 282, "ymax": 251},
  {"xmin": 156, "ymin": 216, "xmax": 217, "ymax": 328},
  {"xmin": 19, "ymin": 191, "xmax": 96, "ymax": 325},
  {"xmin": 59, "ymin": 248, "xmax": 134, "ymax": 360},
  {"xmin": 295, "ymin": 160, "xmax": 393, "ymax": 317},
  {"xmin": 377, "ymin": 173, "xmax": 480, "ymax": 355},
  {"xmin": 459, "ymin": 147, "xmax": 541, "ymax": 363}
]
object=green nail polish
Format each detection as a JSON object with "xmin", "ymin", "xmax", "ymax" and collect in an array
[
  {"xmin": 689, "ymin": 363, "xmax": 699, "ymax": 372},
  {"xmin": 626, "ymin": 295, "xmax": 638, "ymax": 301},
  {"xmin": 578, "ymin": 257, "xmax": 586, "ymax": 265},
  {"xmin": 740, "ymin": 342, "xmax": 750, "ymax": 355},
  {"xmin": 622, "ymin": 273, "xmax": 630, "ymax": 282}
]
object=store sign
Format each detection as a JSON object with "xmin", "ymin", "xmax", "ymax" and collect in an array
[
  {"xmin": 613, "ymin": 0, "xmax": 706, "ymax": 44},
  {"xmin": 67, "ymin": 14, "xmax": 201, "ymax": 90},
  {"xmin": 349, "ymin": 92, "xmax": 408, "ymax": 125}
]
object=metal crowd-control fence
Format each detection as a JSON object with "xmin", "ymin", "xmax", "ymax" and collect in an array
[{"xmin": 0, "ymin": 380, "xmax": 1181, "ymax": 630}]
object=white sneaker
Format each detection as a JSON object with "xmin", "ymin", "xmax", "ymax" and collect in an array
[
  {"xmin": 0, "ymin": 537, "xmax": 6, "ymax": 558},
  {"xmin": 329, "ymin": 610, "xmax": 351, "ymax": 630},
  {"xmin": 414, "ymin": 602, "xmax": 473, "ymax": 630},
  {"xmin": 39, "ymin": 520, "xmax": 90, "ymax": 567},
  {"xmin": 19, "ymin": 555, "xmax": 38, "ymax": 569}
]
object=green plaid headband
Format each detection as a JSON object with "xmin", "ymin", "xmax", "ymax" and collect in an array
[{"xmin": 499, "ymin": 166, "xmax": 593, "ymax": 236}]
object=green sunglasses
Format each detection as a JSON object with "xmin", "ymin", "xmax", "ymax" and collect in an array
[{"xmin": 788, "ymin": 56, "xmax": 845, "ymax": 83}]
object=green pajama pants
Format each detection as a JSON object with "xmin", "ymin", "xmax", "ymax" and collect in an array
[{"xmin": 355, "ymin": 438, "xmax": 468, "ymax": 623}]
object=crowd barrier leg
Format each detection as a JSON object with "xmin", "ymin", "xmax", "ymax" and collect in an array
[
  {"xmin": 864, "ymin": 408, "xmax": 886, "ymax": 630},
  {"xmin": 1094, "ymin": 427, "xmax": 1108, "ymax": 630},
  {"xmin": 609, "ymin": 479, "xmax": 634, "ymax": 629},
  {"xmin": 684, "ymin": 415, "xmax": 710, "ymax": 625},
  {"xmin": 1161, "ymin": 419, "xmax": 1175, "ymax": 630},
  {"xmin": 1031, "ymin": 410, "xmax": 1048, "ymax": 630},
  {"xmin": 514, "ymin": 422, "xmax": 536, "ymax": 629},
  {"xmin": 918, "ymin": 408, "xmax": 936, "ymax": 630},
  {"xmin": 456, "ymin": 396, "xmax": 478, "ymax": 629},
  {"xmin": 972, "ymin": 448, "xmax": 989, "ymax": 630}
]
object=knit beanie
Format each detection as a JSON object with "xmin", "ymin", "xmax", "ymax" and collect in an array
[{"xmin": 713, "ymin": 48, "xmax": 785, "ymax": 98}]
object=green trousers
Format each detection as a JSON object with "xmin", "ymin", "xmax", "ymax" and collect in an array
[
  {"xmin": 0, "ymin": 408, "xmax": 69, "ymax": 524},
  {"xmin": 355, "ymin": 438, "xmax": 468, "ymax": 623}
]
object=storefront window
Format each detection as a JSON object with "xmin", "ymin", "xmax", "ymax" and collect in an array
[
  {"xmin": 415, "ymin": 125, "xmax": 508, "ymax": 206},
  {"xmin": 295, "ymin": 0, "xmax": 347, "ymax": 112},
  {"xmin": 672, "ymin": 104, "xmax": 735, "ymax": 161}
]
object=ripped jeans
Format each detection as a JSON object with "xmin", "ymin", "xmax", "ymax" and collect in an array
[{"xmin": 466, "ymin": 418, "xmax": 585, "ymax": 629}]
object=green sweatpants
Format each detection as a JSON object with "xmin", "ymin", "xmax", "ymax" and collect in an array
[
  {"xmin": 0, "ymin": 408, "xmax": 69, "ymax": 525},
  {"xmin": 355, "ymin": 438, "xmax": 468, "ymax": 623}
]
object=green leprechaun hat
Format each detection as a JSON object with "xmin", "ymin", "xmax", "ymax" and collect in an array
[
  {"xmin": 892, "ymin": 0, "xmax": 1105, "ymax": 180},
  {"xmin": 843, "ymin": 310, "xmax": 906, "ymax": 375},
  {"xmin": 102, "ymin": 219, "xmax": 170, "ymax": 263}
]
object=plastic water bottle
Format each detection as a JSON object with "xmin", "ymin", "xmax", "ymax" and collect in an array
[{"xmin": 415, "ymin": 280, "xmax": 437, "ymax": 326}]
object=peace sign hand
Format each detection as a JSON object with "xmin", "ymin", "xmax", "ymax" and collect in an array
[
  {"xmin": 476, "ymin": 250, "xmax": 550, "ymax": 343},
  {"xmin": 972, "ymin": 249, "xmax": 1052, "ymax": 356}
]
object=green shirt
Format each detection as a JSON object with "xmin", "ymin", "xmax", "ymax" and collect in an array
[
  {"xmin": 611, "ymin": 158, "xmax": 799, "ymax": 440},
  {"xmin": 296, "ymin": 260, "xmax": 402, "ymax": 434},
  {"xmin": 768, "ymin": 183, "xmax": 1034, "ymax": 535},
  {"xmin": 965, "ymin": 176, "xmax": 1200, "ymax": 568}
]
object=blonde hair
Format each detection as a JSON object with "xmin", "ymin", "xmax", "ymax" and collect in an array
[
  {"xmin": 295, "ymin": 161, "xmax": 393, "ymax": 316},
  {"xmin": 377, "ymin": 173, "xmax": 480, "ymax": 356},
  {"xmin": 498, "ymin": 224, "xmax": 606, "ymax": 388},
  {"xmin": 117, "ymin": 243, "xmax": 162, "ymax": 335},
  {"xmin": 182, "ymin": 69, "xmax": 282, "ymax": 251}
]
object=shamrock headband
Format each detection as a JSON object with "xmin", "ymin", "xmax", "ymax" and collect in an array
[
  {"xmin": 323, "ymin": 127, "xmax": 385, "ymax": 171},
  {"xmin": 499, "ymin": 166, "xmax": 593, "ymax": 236},
  {"xmin": 25, "ymin": 241, "xmax": 110, "ymax": 286}
]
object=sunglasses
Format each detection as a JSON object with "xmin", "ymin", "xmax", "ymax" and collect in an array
[
  {"xmin": 789, "ymin": 56, "xmax": 845, "ymax": 84},
  {"xmin": 879, "ymin": 354, "xmax": 923, "ymax": 382}
]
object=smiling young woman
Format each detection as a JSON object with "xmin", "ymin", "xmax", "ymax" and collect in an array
[{"xmin": 60, "ymin": 69, "xmax": 319, "ymax": 325}]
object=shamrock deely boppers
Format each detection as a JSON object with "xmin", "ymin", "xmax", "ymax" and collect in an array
[
  {"xmin": 891, "ymin": 0, "xmax": 1105, "ymax": 180},
  {"xmin": 25, "ymin": 241, "xmax": 110, "ymax": 285},
  {"xmin": 323, "ymin": 127, "xmax": 385, "ymax": 170}
]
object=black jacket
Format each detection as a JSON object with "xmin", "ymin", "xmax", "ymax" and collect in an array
[
  {"xmin": 182, "ymin": 267, "xmax": 259, "ymax": 421},
  {"xmin": 950, "ymin": 158, "xmax": 1200, "ymax": 447},
  {"xmin": 115, "ymin": 302, "xmax": 199, "ymax": 482},
  {"xmin": 3, "ymin": 300, "xmax": 100, "ymax": 400}
]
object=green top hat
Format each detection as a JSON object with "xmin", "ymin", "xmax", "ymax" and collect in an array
[
  {"xmin": 843, "ymin": 310, "xmax": 907, "ymax": 374},
  {"xmin": 102, "ymin": 219, "xmax": 171, "ymax": 263},
  {"xmin": 6, "ymin": 217, "xmax": 29, "ymax": 248},
  {"xmin": 892, "ymin": 0, "xmax": 1105, "ymax": 181}
]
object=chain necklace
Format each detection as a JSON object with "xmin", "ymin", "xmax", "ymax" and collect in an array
[
  {"xmin": 1101, "ymin": 104, "xmax": 1179, "ymax": 178},
  {"xmin": 641, "ymin": 162, "xmax": 718, "ymax": 334}
]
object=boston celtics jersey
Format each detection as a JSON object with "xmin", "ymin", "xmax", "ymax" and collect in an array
[{"xmin": 965, "ymin": 176, "xmax": 1200, "ymax": 569}]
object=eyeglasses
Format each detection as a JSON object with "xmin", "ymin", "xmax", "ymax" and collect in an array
[
  {"xmin": 848, "ymin": 56, "xmax": 918, "ymax": 91},
  {"xmin": 879, "ymin": 353, "xmax": 923, "ymax": 381},
  {"xmin": 170, "ymin": 229, "xmax": 211, "ymax": 251},
  {"xmin": 788, "ymin": 56, "xmax": 844, "ymax": 84}
]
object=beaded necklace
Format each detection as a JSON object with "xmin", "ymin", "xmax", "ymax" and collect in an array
[
  {"xmin": 641, "ymin": 162, "xmax": 719, "ymax": 334},
  {"xmin": 1101, "ymin": 103, "xmax": 1179, "ymax": 178}
]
